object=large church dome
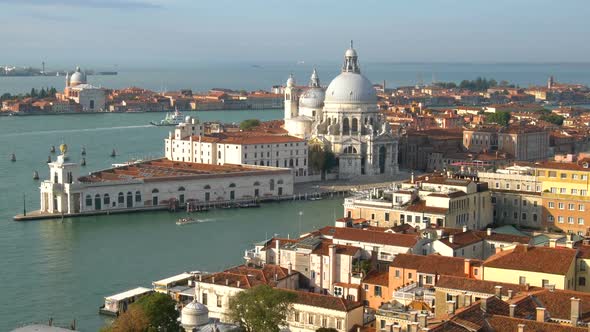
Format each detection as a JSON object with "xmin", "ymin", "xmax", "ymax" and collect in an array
[
  {"xmin": 299, "ymin": 88, "xmax": 325, "ymax": 108},
  {"xmin": 324, "ymin": 42, "xmax": 377, "ymax": 105},
  {"xmin": 324, "ymin": 72, "xmax": 377, "ymax": 104},
  {"xmin": 70, "ymin": 66, "xmax": 86, "ymax": 85}
]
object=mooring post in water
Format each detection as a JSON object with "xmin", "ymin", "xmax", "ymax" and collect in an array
[{"xmin": 23, "ymin": 193, "xmax": 26, "ymax": 216}]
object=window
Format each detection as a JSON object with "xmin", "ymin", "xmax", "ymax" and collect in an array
[
  {"xmin": 579, "ymin": 218, "xmax": 585, "ymax": 225},
  {"xmin": 569, "ymin": 203, "xmax": 575, "ymax": 211},
  {"xmin": 135, "ymin": 191, "xmax": 141, "ymax": 202},
  {"xmin": 474, "ymin": 268, "xmax": 478, "ymax": 276},
  {"xmin": 506, "ymin": 183, "xmax": 510, "ymax": 189},
  {"xmin": 217, "ymin": 295, "xmax": 222, "ymax": 307},
  {"xmin": 395, "ymin": 270, "xmax": 400, "ymax": 278},
  {"xmin": 548, "ymin": 215, "xmax": 554, "ymax": 222},
  {"xmin": 202, "ymin": 293, "xmax": 207, "ymax": 305},
  {"xmin": 572, "ymin": 189, "xmax": 579, "ymax": 195},
  {"xmin": 104, "ymin": 194, "xmax": 110, "ymax": 205},
  {"xmin": 408, "ymin": 273, "xmax": 413, "ymax": 279},
  {"xmin": 514, "ymin": 212, "xmax": 518, "ymax": 219},
  {"xmin": 580, "ymin": 277, "xmax": 586, "ymax": 286},
  {"xmin": 334, "ymin": 287, "xmax": 343, "ymax": 297},
  {"xmin": 558, "ymin": 216, "xmax": 565, "ymax": 223},
  {"xmin": 522, "ymin": 213, "xmax": 527, "ymax": 220},
  {"xmin": 534, "ymin": 201, "xmax": 538, "ymax": 207},
  {"xmin": 294, "ymin": 311, "xmax": 300, "ymax": 322},
  {"xmin": 533, "ymin": 214, "xmax": 538, "ymax": 222},
  {"xmin": 85, "ymin": 194, "xmax": 92, "ymax": 207},
  {"xmin": 549, "ymin": 202, "xmax": 555, "ymax": 208},
  {"xmin": 583, "ymin": 175, "xmax": 589, "ymax": 180},
  {"xmin": 118, "ymin": 192, "xmax": 124, "ymax": 204},
  {"xmin": 580, "ymin": 204, "xmax": 586, "ymax": 211},
  {"xmin": 321, "ymin": 317, "xmax": 327, "ymax": 327},
  {"xmin": 550, "ymin": 187, "xmax": 557, "ymax": 193},
  {"xmin": 374, "ymin": 285, "xmax": 382, "ymax": 297},
  {"xmin": 385, "ymin": 213, "xmax": 390, "ymax": 222},
  {"xmin": 548, "ymin": 171, "xmax": 557, "ymax": 178},
  {"xmin": 561, "ymin": 173, "xmax": 567, "ymax": 179},
  {"xmin": 308, "ymin": 315, "xmax": 314, "ymax": 324},
  {"xmin": 582, "ymin": 190, "xmax": 588, "ymax": 196},
  {"xmin": 573, "ymin": 174, "xmax": 579, "ymax": 180},
  {"xmin": 558, "ymin": 202, "xmax": 565, "ymax": 209},
  {"xmin": 519, "ymin": 276, "xmax": 526, "ymax": 285},
  {"xmin": 569, "ymin": 217, "xmax": 575, "ymax": 224},
  {"xmin": 560, "ymin": 188, "xmax": 567, "ymax": 194},
  {"xmin": 426, "ymin": 275, "xmax": 433, "ymax": 283},
  {"xmin": 337, "ymin": 320, "xmax": 342, "ymax": 330}
]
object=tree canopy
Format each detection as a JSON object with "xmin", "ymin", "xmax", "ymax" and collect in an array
[
  {"xmin": 459, "ymin": 77, "xmax": 498, "ymax": 91},
  {"xmin": 101, "ymin": 306, "xmax": 149, "ymax": 332},
  {"xmin": 539, "ymin": 113, "xmax": 564, "ymax": 126},
  {"xmin": 226, "ymin": 285, "xmax": 296, "ymax": 332},
  {"xmin": 239, "ymin": 119, "xmax": 261, "ymax": 131},
  {"xmin": 308, "ymin": 146, "xmax": 338, "ymax": 174},
  {"xmin": 485, "ymin": 111, "xmax": 511, "ymax": 126},
  {"xmin": 134, "ymin": 292, "xmax": 180, "ymax": 331}
]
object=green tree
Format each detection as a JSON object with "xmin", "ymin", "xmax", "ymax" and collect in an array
[
  {"xmin": 49, "ymin": 87, "xmax": 57, "ymax": 96},
  {"xmin": 0, "ymin": 92, "xmax": 12, "ymax": 101},
  {"xmin": 539, "ymin": 113, "xmax": 564, "ymax": 126},
  {"xmin": 101, "ymin": 306, "xmax": 149, "ymax": 332},
  {"xmin": 134, "ymin": 292, "xmax": 181, "ymax": 331},
  {"xmin": 485, "ymin": 111, "xmax": 511, "ymax": 126},
  {"xmin": 308, "ymin": 146, "xmax": 337, "ymax": 179},
  {"xmin": 239, "ymin": 119, "xmax": 261, "ymax": 131},
  {"xmin": 227, "ymin": 285, "xmax": 296, "ymax": 332}
]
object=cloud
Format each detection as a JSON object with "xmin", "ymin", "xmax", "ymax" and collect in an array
[{"xmin": 0, "ymin": 0, "xmax": 163, "ymax": 10}]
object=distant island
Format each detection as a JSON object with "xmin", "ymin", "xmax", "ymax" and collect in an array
[{"xmin": 0, "ymin": 65, "xmax": 117, "ymax": 77}]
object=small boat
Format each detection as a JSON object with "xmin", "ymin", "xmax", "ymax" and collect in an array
[
  {"xmin": 238, "ymin": 202, "xmax": 260, "ymax": 208},
  {"xmin": 150, "ymin": 109, "xmax": 184, "ymax": 126},
  {"xmin": 81, "ymin": 147, "xmax": 86, "ymax": 155},
  {"xmin": 110, "ymin": 149, "xmax": 116, "ymax": 158},
  {"xmin": 112, "ymin": 159, "xmax": 143, "ymax": 168},
  {"xmin": 176, "ymin": 217, "xmax": 198, "ymax": 225},
  {"xmin": 309, "ymin": 196, "xmax": 323, "ymax": 201},
  {"xmin": 50, "ymin": 146, "xmax": 56, "ymax": 153},
  {"xmin": 10, "ymin": 153, "xmax": 16, "ymax": 162},
  {"xmin": 33, "ymin": 171, "xmax": 39, "ymax": 180}
]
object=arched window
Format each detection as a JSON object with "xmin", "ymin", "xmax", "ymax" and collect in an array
[
  {"xmin": 351, "ymin": 118, "xmax": 358, "ymax": 133},
  {"xmin": 253, "ymin": 181, "xmax": 260, "ymax": 186},
  {"xmin": 343, "ymin": 146, "xmax": 357, "ymax": 154},
  {"xmin": 277, "ymin": 179, "xmax": 284, "ymax": 185},
  {"xmin": 204, "ymin": 185, "xmax": 211, "ymax": 190},
  {"xmin": 152, "ymin": 188, "xmax": 159, "ymax": 194},
  {"xmin": 104, "ymin": 194, "xmax": 110, "ymax": 205},
  {"xmin": 342, "ymin": 118, "xmax": 350, "ymax": 135},
  {"xmin": 229, "ymin": 183, "xmax": 236, "ymax": 188},
  {"xmin": 135, "ymin": 191, "xmax": 141, "ymax": 202},
  {"xmin": 118, "ymin": 192, "xmax": 124, "ymax": 204},
  {"xmin": 270, "ymin": 179, "xmax": 275, "ymax": 191},
  {"xmin": 54, "ymin": 172, "xmax": 59, "ymax": 184},
  {"xmin": 126, "ymin": 192, "xmax": 133, "ymax": 207},
  {"xmin": 85, "ymin": 194, "xmax": 92, "ymax": 207},
  {"xmin": 178, "ymin": 186, "xmax": 185, "ymax": 192}
]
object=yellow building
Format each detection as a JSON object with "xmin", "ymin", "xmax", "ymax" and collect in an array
[
  {"xmin": 535, "ymin": 159, "xmax": 590, "ymax": 235},
  {"xmin": 483, "ymin": 244, "xmax": 577, "ymax": 290}
]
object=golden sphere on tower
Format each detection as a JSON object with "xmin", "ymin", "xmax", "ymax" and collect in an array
[{"xmin": 59, "ymin": 144, "xmax": 68, "ymax": 155}]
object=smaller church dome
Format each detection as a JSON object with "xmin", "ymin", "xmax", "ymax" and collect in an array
[
  {"xmin": 345, "ymin": 47, "xmax": 358, "ymax": 58},
  {"xmin": 286, "ymin": 74, "xmax": 295, "ymax": 88},
  {"xmin": 299, "ymin": 88, "xmax": 325, "ymax": 109},
  {"xmin": 70, "ymin": 67, "xmax": 86, "ymax": 85},
  {"xmin": 181, "ymin": 300, "xmax": 209, "ymax": 329}
]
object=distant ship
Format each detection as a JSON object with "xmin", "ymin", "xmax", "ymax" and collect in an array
[
  {"xmin": 150, "ymin": 110, "xmax": 184, "ymax": 126},
  {"xmin": 297, "ymin": 60, "xmax": 305, "ymax": 65}
]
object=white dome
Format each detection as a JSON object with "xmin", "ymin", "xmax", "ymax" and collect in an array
[
  {"xmin": 286, "ymin": 75, "xmax": 295, "ymax": 88},
  {"xmin": 324, "ymin": 72, "xmax": 377, "ymax": 104},
  {"xmin": 181, "ymin": 300, "xmax": 209, "ymax": 328},
  {"xmin": 70, "ymin": 67, "xmax": 86, "ymax": 84},
  {"xmin": 345, "ymin": 48, "xmax": 358, "ymax": 57},
  {"xmin": 299, "ymin": 87, "xmax": 325, "ymax": 109}
]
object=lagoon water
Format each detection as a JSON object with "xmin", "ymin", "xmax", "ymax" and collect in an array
[
  {"xmin": 1, "ymin": 62, "xmax": 590, "ymax": 95},
  {"xmin": 0, "ymin": 110, "xmax": 345, "ymax": 331}
]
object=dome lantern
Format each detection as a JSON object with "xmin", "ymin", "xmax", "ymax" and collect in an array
[{"xmin": 342, "ymin": 40, "xmax": 360, "ymax": 74}]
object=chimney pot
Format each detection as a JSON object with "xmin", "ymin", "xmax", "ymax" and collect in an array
[
  {"xmin": 237, "ymin": 280, "xmax": 241, "ymax": 288},
  {"xmin": 487, "ymin": 227, "xmax": 492, "ymax": 236},
  {"xmin": 447, "ymin": 300, "xmax": 456, "ymax": 315},
  {"xmin": 509, "ymin": 304, "xmax": 516, "ymax": 317},
  {"xmin": 508, "ymin": 289, "xmax": 514, "ymax": 299},
  {"xmin": 463, "ymin": 225, "xmax": 467, "ymax": 232},
  {"xmin": 225, "ymin": 279, "xmax": 229, "ymax": 286},
  {"xmin": 418, "ymin": 313, "xmax": 428, "ymax": 327},
  {"xmin": 549, "ymin": 238, "xmax": 557, "ymax": 248},
  {"xmin": 449, "ymin": 235, "xmax": 454, "ymax": 243},
  {"xmin": 517, "ymin": 323, "xmax": 525, "ymax": 332},
  {"xmin": 566, "ymin": 240, "xmax": 574, "ymax": 249},
  {"xmin": 536, "ymin": 307, "xmax": 546, "ymax": 322},
  {"xmin": 494, "ymin": 285, "xmax": 502, "ymax": 298},
  {"xmin": 571, "ymin": 297, "xmax": 581, "ymax": 327}
]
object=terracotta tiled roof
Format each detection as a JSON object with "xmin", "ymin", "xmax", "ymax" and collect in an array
[
  {"xmin": 289, "ymin": 290, "xmax": 362, "ymax": 312},
  {"xmin": 390, "ymin": 254, "xmax": 478, "ymax": 278},
  {"xmin": 438, "ymin": 230, "xmax": 530, "ymax": 249},
  {"xmin": 310, "ymin": 239, "xmax": 360, "ymax": 257},
  {"xmin": 200, "ymin": 264, "xmax": 293, "ymax": 289},
  {"xmin": 439, "ymin": 231, "xmax": 483, "ymax": 249},
  {"xmin": 191, "ymin": 132, "xmax": 302, "ymax": 145},
  {"xmin": 484, "ymin": 245, "xmax": 577, "ymax": 275},
  {"xmin": 405, "ymin": 200, "xmax": 449, "ymax": 214},
  {"xmin": 332, "ymin": 228, "xmax": 420, "ymax": 248},
  {"xmin": 436, "ymin": 275, "xmax": 537, "ymax": 297},
  {"xmin": 513, "ymin": 288, "xmax": 590, "ymax": 323},
  {"xmin": 363, "ymin": 270, "xmax": 389, "ymax": 287}
]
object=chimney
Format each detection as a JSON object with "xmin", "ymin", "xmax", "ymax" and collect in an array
[
  {"xmin": 536, "ymin": 307, "xmax": 546, "ymax": 322},
  {"xmin": 566, "ymin": 240, "xmax": 574, "ymax": 249},
  {"xmin": 571, "ymin": 297, "xmax": 581, "ymax": 327},
  {"xmin": 225, "ymin": 279, "xmax": 229, "ymax": 286},
  {"xmin": 392, "ymin": 325, "xmax": 401, "ymax": 332},
  {"xmin": 274, "ymin": 273, "xmax": 278, "ymax": 281},
  {"xmin": 464, "ymin": 293, "xmax": 472, "ymax": 307},
  {"xmin": 357, "ymin": 327, "xmax": 360, "ymax": 332},
  {"xmin": 418, "ymin": 313, "xmax": 428, "ymax": 328},
  {"xmin": 549, "ymin": 238, "xmax": 557, "ymax": 248},
  {"xmin": 525, "ymin": 283, "xmax": 530, "ymax": 291},
  {"xmin": 199, "ymin": 274, "xmax": 202, "ymax": 282},
  {"xmin": 487, "ymin": 227, "xmax": 492, "ymax": 236},
  {"xmin": 447, "ymin": 301, "xmax": 456, "ymax": 315},
  {"xmin": 508, "ymin": 289, "xmax": 514, "ymax": 299},
  {"xmin": 237, "ymin": 280, "xmax": 240, "ymax": 288},
  {"xmin": 480, "ymin": 297, "xmax": 489, "ymax": 313},
  {"xmin": 494, "ymin": 285, "xmax": 502, "ymax": 298},
  {"xmin": 464, "ymin": 259, "xmax": 471, "ymax": 277},
  {"xmin": 212, "ymin": 276, "xmax": 215, "ymax": 284},
  {"xmin": 408, "ymin": 322, "xmax": 419, "ymax": 332},
  {"xmin": 288, "ymin": 262, "xmax": 292, "ymax": 275},
  {"xmin": 509, "ymin": 304, "xmax": 516, "ymax": 317},
  {"xmin": 463, "ymin": 225, "xmax": 468, "ymax": 233},
  {"xmin": 449, "ymin": 235, "xmax": 454, "ymax": 244},
  {"xmin": 276, "ymin": 239, "xmax": 281, "ymax": 265},
  {"xmin": 409, "ymin": 312, "xmax": 418, "ymax": 322},
  {"xmin": 517, "ymin": 324, "xmax": 525, "ymax": 332},
  {"xmin": 411, "ymin": 171, "xmax": 415, "ymax": 184}
]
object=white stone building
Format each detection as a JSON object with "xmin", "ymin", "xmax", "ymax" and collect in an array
[
  {"xmin": 164, "ymin": 117, "xmax": 310, "ymax": 182},
  {"xmin": 59, "ymin": 66, "xmax": 106, "ymax": 112},
  {"xmin": 283, "ymin": 42, "xmax": 399, "ymax": 179}
]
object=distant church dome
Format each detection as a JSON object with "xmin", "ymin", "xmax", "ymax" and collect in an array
[
  {"xmin": 70, "ymin": 66, "xmax": 86, "ymax": 85},
  {"xmin": 324, "ymin": 42, "xmax": 377, "ymax": 105},
  {"xmin": 286, "ymin": 74, "xmax": 295, "ymax": 88}
]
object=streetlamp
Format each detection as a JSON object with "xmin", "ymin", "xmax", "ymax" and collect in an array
[{"xmin": 298, "ymin": 211, "xmax": 303, "ymax": 236}]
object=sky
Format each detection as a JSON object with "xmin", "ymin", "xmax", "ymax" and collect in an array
[{"xmin": 0, "ymin": 0, "xmax": 589, "ymax": 68}]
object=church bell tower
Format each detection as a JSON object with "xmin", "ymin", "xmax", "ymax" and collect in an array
[{"xmin": 284, "ymin": 74, "xmax": 298, "ymax": 119}]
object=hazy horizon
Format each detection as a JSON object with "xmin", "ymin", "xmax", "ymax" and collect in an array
[{"xmin": 1, "ymin": 0, "xmax": 589, "ymax": 67}]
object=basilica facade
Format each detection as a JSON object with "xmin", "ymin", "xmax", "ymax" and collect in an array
[{"xmin": 284, "ymin": 43, "xmax": 399, "ymax": 178}]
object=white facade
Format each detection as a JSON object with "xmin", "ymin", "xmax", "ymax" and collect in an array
[
  {"xmin": 283, "ymin": 42, "xmax": 399, "ymax": 179},
  {"xmin": 62, "ymin": 66, "xmax": 106, "ymax": 111}
]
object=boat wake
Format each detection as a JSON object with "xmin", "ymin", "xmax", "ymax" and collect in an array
[{"xmin": 0, "ymin": 125, "xmax": 154, "ymax": 138}]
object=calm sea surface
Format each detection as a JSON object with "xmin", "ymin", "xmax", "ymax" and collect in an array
[
  {"xmin": 0, "ymin": 110, "xmax": 344, "ymax": 331},
  {"xmin": 1, "ymin": 62, "xmax": 590, "ymax": 95}
]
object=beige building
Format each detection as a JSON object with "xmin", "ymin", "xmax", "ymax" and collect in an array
[
  {"xmin": 344, "ymin": 174, "xmax": 493, "ymax": 230},
  {"xmin": 478, "ymin": 166, "xmax": 543, "ymax": 228},
  {"xmin": 463, "ymin": 125, "xmax": 549, "ymax": 161}
]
